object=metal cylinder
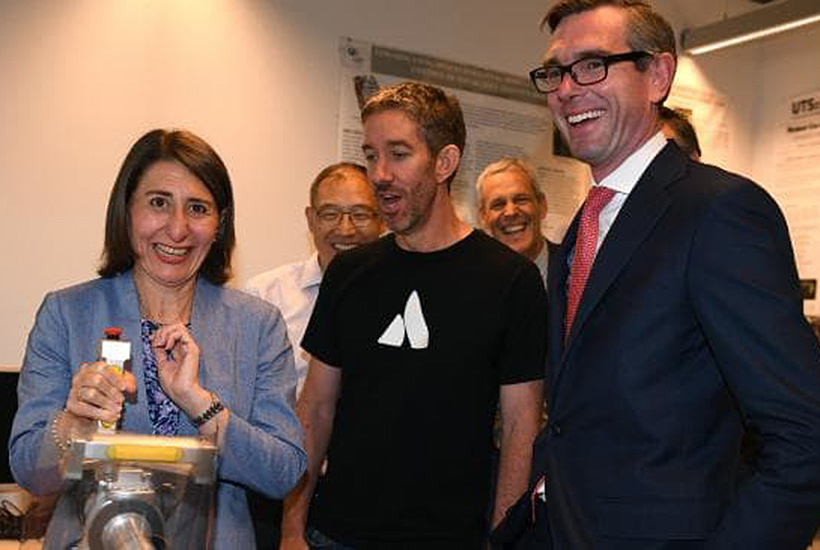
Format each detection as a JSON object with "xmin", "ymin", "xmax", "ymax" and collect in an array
[{"xmin": 100, "ymin": 512, "xmax": 155, "ymax": 550}]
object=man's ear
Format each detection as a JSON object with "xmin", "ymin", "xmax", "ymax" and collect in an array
[
  {"xmin": 305, "ymin": 205, "xmax": 316, "ymax": 233},
  {"xmin": 434, "ymin": 144, "xmax": 461, "ymax": 185},
  {"xmin": 647, "ymin": 52, "xmax": 676, "ymax": 104},
  {"xmin": 477, "ymin": 202, "xmax": 489, "ymax": 229}
]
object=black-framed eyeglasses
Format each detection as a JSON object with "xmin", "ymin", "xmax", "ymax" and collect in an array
[
  {"xmin": 529, "ymin": 51, "xmax": 652, "ymax": 94},
  {"xmin": 315, "ymin": 206, "xmax": 379, "ymax": 228}
]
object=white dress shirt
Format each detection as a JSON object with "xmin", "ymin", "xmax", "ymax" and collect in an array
[
  {"xmin": 245, "ymin": 253, "xmax": 323, "ymax": 396},
  {"xmin": 533, "ymin": 237, "xmax": 550, "ymax": 290},
  {"xmin": 593, "ymin": 132, "xmax": 668, "ymax": 252}
]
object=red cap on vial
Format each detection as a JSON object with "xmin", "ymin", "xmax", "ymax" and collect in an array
[{"xmin": 103, "ymin": 327, "xmax": 123, "ymax": 340}]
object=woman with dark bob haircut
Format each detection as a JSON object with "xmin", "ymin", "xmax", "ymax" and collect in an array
[
  {"xmin": 99, "ymin": 129, "xmax": 236, "ymax": 284},
  {"xmin": 10, "ymin": 129, "xmax": 306, "ymax": 549}
]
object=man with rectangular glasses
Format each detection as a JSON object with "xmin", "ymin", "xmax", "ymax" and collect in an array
[
  {"xmin": 503, "ymin": 0, "xmax": 820, "ymax": 548},
  {"xmin": 246, "ymin": 162, "xmax": 384, "ymax": 397}
]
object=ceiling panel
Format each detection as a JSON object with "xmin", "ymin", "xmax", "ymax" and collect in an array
[{"xmin": 664, "ymin": 0, "xmax": 778, "ymax": 29}]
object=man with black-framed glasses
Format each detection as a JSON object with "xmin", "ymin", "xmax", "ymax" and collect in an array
[
  {"xmin": 496, "ymin": 1, "xmax": 820, "ymax": 548},
  {"xmin": 529, "ymin": 50, "xmax": 652, "ymax": 94}
]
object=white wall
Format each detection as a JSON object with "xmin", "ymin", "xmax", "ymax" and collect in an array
[
  {"xmin": 1, "ymin": 0, "xmax": 817, "ymax": 367},
  {"xmin": 749, "ymin": 23, "xmax": 820, "ymax": 187}
]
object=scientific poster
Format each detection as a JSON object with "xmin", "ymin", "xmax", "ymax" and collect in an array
[
  {"xmin": 667, "ymin": 83, "xmax": 730, "ymax": 166},
  {"xmin": 336, "ymin": 37, "xmax": 589, "ymax": 239},
  {"xmin": 767, "ymin": 90, "xmax": 820, "ymax": 315}
]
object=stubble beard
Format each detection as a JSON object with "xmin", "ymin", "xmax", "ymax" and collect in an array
[{"xmin": 391, "ymin": 179, "xmax": 439, "ymax": 236}]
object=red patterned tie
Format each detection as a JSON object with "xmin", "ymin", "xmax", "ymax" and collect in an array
[{"xmin": 565, "ymin": 186, "xmax": 616, "ymax": 340}]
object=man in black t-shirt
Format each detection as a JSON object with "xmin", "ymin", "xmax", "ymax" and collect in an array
[{"xmin": 281, "ymin": 82, "xmax": 547, "ymax": 550}]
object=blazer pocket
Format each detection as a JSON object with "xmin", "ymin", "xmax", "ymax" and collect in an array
[{"xmin": 594, "ymin": 496, "xmax": 721, "ymax": 540}]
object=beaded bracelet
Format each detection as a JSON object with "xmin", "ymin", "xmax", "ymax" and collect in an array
[
  {"xmin": 51, "ymin": 410, "xmax": 70, "ymax": 455},
  {"xmin": 191, "ymin": 392, "xmax": 225, "ymax": 428}
]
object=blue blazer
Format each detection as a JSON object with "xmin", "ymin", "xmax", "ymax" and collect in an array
[
  {"xmin": 535, "ymin": 143, "xmax": 820, "ymax": 548},
  {"xmin": 10, "ymin": 272, "xmax": 307, "ymax": 549}
]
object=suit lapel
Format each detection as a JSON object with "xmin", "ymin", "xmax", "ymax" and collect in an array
[
  {"xmin": 547, "ymin": 212, "xmax": 578, "ymax": 390},
  {"xmin": 555, "ymin": 145, "xmax": 688, "ymax": 380}
]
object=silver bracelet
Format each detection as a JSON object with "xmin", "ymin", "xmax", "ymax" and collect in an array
[{"xmin": 51, "ymin": 410, "xmax": 70, "ymax": 455}]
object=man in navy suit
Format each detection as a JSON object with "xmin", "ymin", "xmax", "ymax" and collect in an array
[{"xmin": 513, "ymin": 1, "xmax": 820, "ymax": 548}]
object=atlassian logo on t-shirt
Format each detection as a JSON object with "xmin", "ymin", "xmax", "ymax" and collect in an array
[{"xmin": 377, "ymin": 290, "xmax": 429, "ymax": 349}]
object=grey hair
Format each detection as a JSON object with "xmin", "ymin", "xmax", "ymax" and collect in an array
[{"xmin": 476, "ymin": 158, "xmax": 544, "ymax": 211}]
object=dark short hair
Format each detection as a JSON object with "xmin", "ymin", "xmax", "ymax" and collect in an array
[
  {"xmin": 309, "ymin": 162, "xmax": 368, "ymax": 208},
  {"xmin": 98, "ymin": 129, "xmax": 235, "ymax": 285},
  {"xmin": 542, "ymin": 0, "xmax": 676, "ymax": 102},
  {"xmin": 660, "ymin": 107, "xmax": 702, "ymax": 159},
  {"xmin": 361, "ymin": 82, "xmax": 466, "ymax": 186}
]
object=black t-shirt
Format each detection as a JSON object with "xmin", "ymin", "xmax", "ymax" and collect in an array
[{"xmin": 302, "ymin": 230, "xmax": 547, "ymax": 547}]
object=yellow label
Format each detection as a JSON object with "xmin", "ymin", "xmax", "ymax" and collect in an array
[{"xmin": 106, "ymin": 445, "xmax": 184, "ymax": 462}]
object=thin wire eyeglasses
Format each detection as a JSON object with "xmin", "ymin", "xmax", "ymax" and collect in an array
[
  {"xmin": 529, "ymin": 51, "xmax": 652, "ymax": 94},
  {"xmin": 315, "ymin": 206, "xmax": 379, "ymax": 228}
]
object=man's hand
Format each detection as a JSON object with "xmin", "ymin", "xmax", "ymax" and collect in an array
[
  {"xmin": 280, "ymin": 533, "xmax": 309, "ymax": 550},
  {"xmin": 493, "ymin": 379, "xmax": 543, "ymax": 527}
]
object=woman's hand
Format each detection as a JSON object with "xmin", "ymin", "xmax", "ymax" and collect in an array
[
  {"xmin": 65, "ymin": 361, "xmax": 137, "ymax": 423},
  {"xmin": 151, "ymin": 323, "xmax": 211, "ymax": 417}
]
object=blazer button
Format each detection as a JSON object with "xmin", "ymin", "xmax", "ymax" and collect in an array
[{"xmin": 549, "ymin": 423, "xmax": 562, "ymax": 436}]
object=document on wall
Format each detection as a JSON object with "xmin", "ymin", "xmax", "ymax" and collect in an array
[
  {"xmin": 767, "ymin": 90, "xmax": 820, "ymax": 315},
  {"xmin": 336, "ymin": 37, "xmax": 590, "ymax": 241},
  {"xmin": 666, "ymin": 84, "xmax": 730, "ymax": 166}
]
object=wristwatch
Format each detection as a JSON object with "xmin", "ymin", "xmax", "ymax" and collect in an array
[{"xmin": 191, "ymin": 391, "xmax": 225, "ymax": 428}]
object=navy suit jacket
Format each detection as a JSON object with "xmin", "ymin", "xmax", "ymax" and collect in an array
[{"xmin": 533, "ymin": 143, "xmax": 820, "ymax": 548}]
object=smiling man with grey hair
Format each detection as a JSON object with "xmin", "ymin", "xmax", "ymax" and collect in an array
[{"xmin": 476, "ymin": 158, "xmax": 558, "ymax": 288}]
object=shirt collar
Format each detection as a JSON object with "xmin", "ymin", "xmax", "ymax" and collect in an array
[
  {"xmin": 594, "ymin": 131, "xmax": 667, "ymax": 195},
  {"xmin": 533, "ymin": 237, "xmax": 550, "ymax": 277},
  {"xmin": 299, "ymin": 253, "xmax": 324, "ymax": 291}
]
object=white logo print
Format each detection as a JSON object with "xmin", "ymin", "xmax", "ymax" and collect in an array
[{"xmin": 377, "ymin": 290, "xmax": 429, "ymax": 349}]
